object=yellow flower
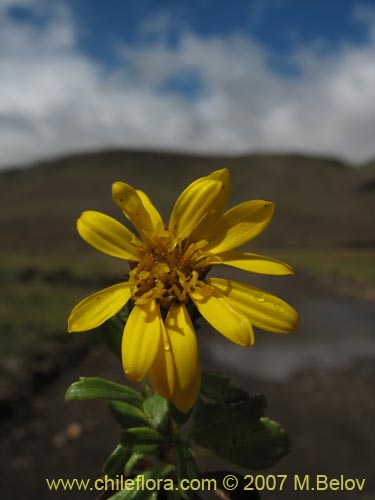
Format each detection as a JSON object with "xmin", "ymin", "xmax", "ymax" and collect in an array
[{"xmin": 68, "ymin": 169, "xmax": 299, "ymax": 412}]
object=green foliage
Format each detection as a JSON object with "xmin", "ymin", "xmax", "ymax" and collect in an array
[
  {"xmin": 143, "ymin": 395, "xmax": 169, "ymax": 434},
  {"xmin": 105, "ymin": 441, "xmax": 160, "ymax": 479},
  {"xmin": 66, "ymin": 322, "xmax": 290, "ymax": 498},
  {"xmin": 171, "ymin": 441, "xmax": 198, "ymax": 500},
  {"xmin": 121, "ymin": 427, "xmax": 165, "ymax": 446},
  {"xmin": 103, "ymin": 444, "xmax": 132, "ymax": 478},
  {"xmin": 192, "ymin": 374, "xmax": 289, "ymax": 469},
  {"xmin": 65, "ymin": 377, "xmax": 143, "ymax": 407},
  {"xmin": 201, "ymin": 370, "xmax": 249, "ymax": 404},
  {"xmin": 108, "ymin": 463, "xmax": 176, "ymax": 500},
  {"xmin": 109, "ymin": 400, "xmax": 149, "ymax": 428},
  {"xmin": 200, "ymin": 370, "xmax": 231, "ymax": 401},
  {"xmin": 67, "ymin": 369, "xmax": 289, "ymax": 487},
  {"xmin": 124, "ymin": 448, "xmax": 149, "ymax": 476}
]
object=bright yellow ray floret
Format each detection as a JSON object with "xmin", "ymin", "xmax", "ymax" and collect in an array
[{"xmin": 68, "ymin": 168, "xmax": 299, "ymax": 412}]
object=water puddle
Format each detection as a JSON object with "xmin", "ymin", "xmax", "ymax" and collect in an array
[{"xmin": 200, "ymin": 296, "xmax": 375, "ymax": 380}]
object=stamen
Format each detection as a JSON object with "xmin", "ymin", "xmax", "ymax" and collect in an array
[{"xmin": 128, "ymin": 233, "xmax": 211, "ymax": 309}]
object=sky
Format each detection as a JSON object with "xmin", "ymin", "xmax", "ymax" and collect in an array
[{"xmin": 0, "ymin": 0, "xmax": 374, "ymax": 168}]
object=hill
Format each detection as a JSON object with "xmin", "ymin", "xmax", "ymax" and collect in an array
[{"xmin": 0, "ymin": 149, "xmax": 373, "ymax": 255}]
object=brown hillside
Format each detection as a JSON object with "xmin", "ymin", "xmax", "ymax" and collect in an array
[{"xmin": 0, "ymin": 150, "xmax": 373, "ymax": 254}]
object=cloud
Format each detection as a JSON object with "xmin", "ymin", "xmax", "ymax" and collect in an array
[{"xmin": 0, "ymin": 0, "xmax": 374, "ymax": 168}]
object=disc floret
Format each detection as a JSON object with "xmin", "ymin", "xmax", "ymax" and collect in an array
[{"xmin": 128, "ymin": 234, "xmax": 210, "ymax": 308}]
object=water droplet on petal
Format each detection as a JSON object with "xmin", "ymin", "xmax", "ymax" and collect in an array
[
  {"xmin": 164, "ymin": 342, "xmax": 170, "ymax": 351},
  {"xmin": 275, "ymin": 302, "xmax": 285, "ymax": 312},
  {"xmin": 125, "ymin": 369, "xmax": 130, "ymax": 375},
  {"xmin": 255, "ymin": 293, "xmax": 265, "ymax": 303}
]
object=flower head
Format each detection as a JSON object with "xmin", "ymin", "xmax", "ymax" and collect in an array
[{"xmin": 68, "ymin": 169, "xmax": 299, "ymax": 412}]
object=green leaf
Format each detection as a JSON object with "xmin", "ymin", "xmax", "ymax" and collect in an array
[
  {"xmin": 123, "ymin": 443, "xmax": 159, "ymax": 477},
  {"xmin": 192, "ymin": 396, "xmax": 289, "ymax": 469},
  {"xmin": 109, "ymin": 400, "xmax": 149, "ymax": 429},
  {"xmin": 193, "ymin": 395, "xmax": 266, "ymax": 436},
  {"xmin": 103, "ymin": 444, "xmax": 131, "ymax": 478},
  {"xmin": 124, "ymin": 450, "xmax": 144, "ymax": 477},
  {"xmin": 99, "ymin": 315, "xmax": 124, "ymax": 360},
  {"xmin": 121, "ymin": 427, "xmax": 165, "ymax": 446},
  {"xmin": 131, "ymin": 443, "xmax": 159, "ymax": 455},
  {"xmin": 201, "ymin": 371, "xmax": 249, "ymax": 404},
  {"xmin": 201, "ymin": 371, "xmax": 231, "ymax": 401},
  {"xmin": 65, "ymin": 377, "xmax": 143, "ymax": 407},
  {"xmin": 108, "ymin": 463, "xmax": 176, "ymax": 500},
  {"xmin": 249, "ymin": 417, "xmax": 290, "ymax": 469},
  {"xmin": 173, "ymin": 441, "xmax": 198, "ymax": 499},
  {"xmin": 225, "ymin": 386, "xmax": 250, "ymax": 405},
  {"xmin": 143, "ymin": 395, "xmax": 169, "ymax": 434}
]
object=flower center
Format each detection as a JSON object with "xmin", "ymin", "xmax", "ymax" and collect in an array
[{"xmin": 128, "ymin": 235, "xmax": 210, "ymax": 308}]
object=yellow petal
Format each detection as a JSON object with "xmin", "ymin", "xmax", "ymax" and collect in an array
[
  {"xmin": 136, "ymin": 189, "xmax": 164, "ymax": 233},
  {"xmin": 148, "ymin": 303, "xmax": 201, "ymax": 413},
  {"xmin": 204, "ymin": 201, "xmax": 275, "ymax": 254},
  {"xmin": 112, "ymin": 182, "xmax": 163, "ymax": 239},
  {"xmin": 217, "ymin": 251, "xmax": 294, "ymax": 275},
  {"xmin": 190, "ymin": 168, "xmax": 231, "ymax": 242},
  {"xmin": 148, "ymin": 322, "xmax": 175, "ymax": 399},
  {"xmin": 122, "ymin": 300, "xmax": 161, "ymax": 383},
  {"xmin": 189, "ymin": 286, "xmax": 254, "ymax": 347},
  {"xmin": 168, "ymin": 177, "xmax": 222, "ymax": 240},
  {"xmin": 208, "ymin": 278, "xmax": 300, "ymax": 333},
  {"xmin": 77, "ymin": 211, "xmax": 141, "ymax": 260},
  {"xmin": 207, "ymin": 167, "xmax": 231, "ymax": 187},
  {"xmin": 68, "ymin": 282, "xmax": 131, "ymax": 332}
]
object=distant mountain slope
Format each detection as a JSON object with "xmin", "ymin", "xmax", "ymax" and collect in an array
[{"xmin": 0, "ymin": 149, "xmax": 373, "ymax": 253}]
